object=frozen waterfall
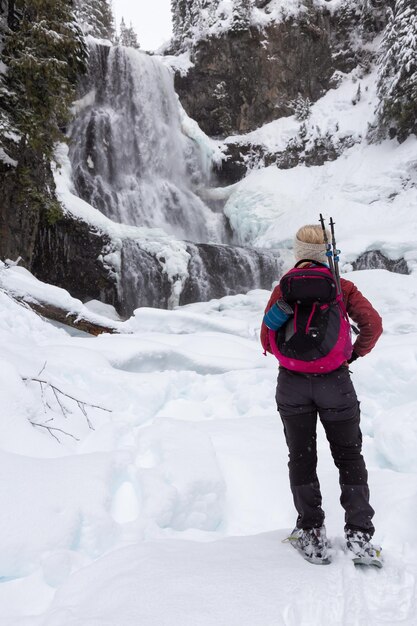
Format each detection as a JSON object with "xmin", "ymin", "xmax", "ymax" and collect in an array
[
  {"xmin": 66, "ymin": 43, "xmax": 282, "ymax": 314},
  {"xmin": 70, "ymin": 44, "xmax": 226, "ymax": 243}
]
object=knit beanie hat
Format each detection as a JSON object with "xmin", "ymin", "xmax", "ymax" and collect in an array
[{"xmin": 293, "ymin": 233, "xmax": 328, "ymax": 265}]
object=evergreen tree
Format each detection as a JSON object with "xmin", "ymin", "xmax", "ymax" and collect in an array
[
  {"xmin": 231, "ymin": 0, "xmax": 252, "ymax": 32},
  {"xmin": 74, "ymin": 0, "xmax": 115, "ymax": 41},
  {"xmin": 336, "ymin": 0, "xmax": 388, "ymax": 41},
  {"xmin": 376, "ymin": 0, "xmax": 417, "ymax": 141},
  {"xmin": 0, "ymin": 2, "xmax": 17, "ymax": 165},
  {"xmin": 119, "ymin": 17, "xmax": 140, "ymax": 49},
  {"xmin": 119, "ymin": 15, "xmax": 126, "ymax": 44},
  {"xmin": 0, "ymin": 0, "xmax": 88, "ymax": 232},
  {"xmin": 291, "ymin": 94, "xmax": 312, "ymax": 121},
  {"xmin": 171, "ymin": 0, "xmax": 187, "ymax": 43},
  {"xmin": 1, "ymin": 0, "xmax": 87, "ymax": 161},
  {"xmin": 360, "ymin": 0, "xmax": 388, "ymax": 34},
  {"xmin": 171, "ymin": 0, "xmax": 253, "ymax": 45}
]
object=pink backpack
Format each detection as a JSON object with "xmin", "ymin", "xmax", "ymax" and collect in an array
[{"xmin": 269, "ymin": 263, "xmax": 353, "ymax": 373}]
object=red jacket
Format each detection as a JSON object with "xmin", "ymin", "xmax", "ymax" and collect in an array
[{"xmin": 261, "ymin": 275, "xmax": 383, "ymax": 358}]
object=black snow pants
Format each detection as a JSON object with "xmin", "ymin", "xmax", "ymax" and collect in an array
[{"xmin": 276, "ymin": 366, "xmax": 375, "ymax": 535}]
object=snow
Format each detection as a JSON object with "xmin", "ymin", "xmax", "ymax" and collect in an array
[
  {"xmin": 0, "ymin": 147, "xmax": 17, "ymax": 168},
  {"xmin": 222, "ymin": 138, "xmax": 417, "ymax": 265},
  {"xmin": 225, "ymin": 67, "xmax": 378, "ymax": 154},
  {"xmin": 0, "ymin": 261, "xmax": 123, "ymax": 332},
  {"xmin": 1, "ymin": 263, "xmax": 417, "ymax": 623},
  {"xmin": 2, "ymin": 11, "xmax": 417, "ymax": 623},
  {"xmin": 173, "ymin": 0, "xmax": 345, "ymax": 48},
  {"xmin": 218, "ymin": 63, "xmax": 416, "ymax": 266},
  {"xmin": 84, "ymin": 300, "xmax": 122, "ymax": 322},
  {"xmin": 252, "ymin": 0, "xmax": 308, "ymax": 29},
  {"xmin": 219, "ymin": 62, "xmax": 416, "ymax": 268},
  {"xmin": 182, "ymin": 0, "xmax": 309, "ymax": 44},
  {"xmin": 178, "ymin": 99, "xmax": 225, "ymax": 172},
  {"xmin": 161, "ymin": 50, "xmax": 194, "ymax": 76}
]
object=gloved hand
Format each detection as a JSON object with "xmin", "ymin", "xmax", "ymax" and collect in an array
[{"xmin": 348, "ymin": 351, "xmax": 359, "ymax": 364}]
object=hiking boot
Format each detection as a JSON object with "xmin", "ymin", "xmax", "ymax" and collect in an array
[
  {"xmin": 345, "ymin": 529, "xmax": 383, "ymax": 567},
  {"xmin": 287, "ymin": 526, "xmax": 331, "ymax": 564}
]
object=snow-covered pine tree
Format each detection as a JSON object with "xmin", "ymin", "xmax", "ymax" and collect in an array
[
  {"xmin": 74, "ymin": 0, "xmax": 115, "ymax": 41},
  {"xmin": 0, "ymin": 1, "xmax": 17, "ymax": 166},
  {"xmin": 231, "ymin": 0, "xmax": 252, "ymax": 32},
  {"xmin": 376, "ymin": 0, "xmax": 417, "ymax": 141},
  {"xmin": 336, "ymin": 0, "xmax": 388, "ymax": 41},
  {"xmin": 171, "ymin": 0, "xmax": 224, "ymax": 47},
  {"xmin": 1, "ymin": 0, "xmax": 87, "ymax": 164},
  {"xmin": 360, "ymin": 0, "xmax": 388, "ymax": 34},
  {"xmin": 119, "ymin": 16, "xmax": 126, "ymax": 44},
  {"xmin": 291, "ymin": 94, "xmax": 312, "ymax": 121},
  {"xmin": 119, "ymin": 17, "xmax": 140, "ymax": 49},
  {"xmin": 171, "ymin": 0, "xmax": 187, "ymax": 43}
]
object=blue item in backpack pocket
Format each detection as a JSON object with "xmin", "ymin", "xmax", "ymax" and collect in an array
[{"xmin": 263, "ymin": 300, "xmax": 294, "ymax": 331}]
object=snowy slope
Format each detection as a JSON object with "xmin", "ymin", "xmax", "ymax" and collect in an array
[
  {"xmin": 1, "ymin": 265, "xmax": 417, "ymax": 624},
  {"xmin": 221, "ymin": 64, "xmax": 417, "ymax": 270}
]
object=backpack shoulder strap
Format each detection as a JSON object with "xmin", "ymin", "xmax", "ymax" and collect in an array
[{"xmin": 294, "ymin": 259, "xmax": 329, "ymax": 269}]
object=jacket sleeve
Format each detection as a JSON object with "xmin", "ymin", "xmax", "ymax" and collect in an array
[
  {"xmin": 341, "ymin": 278, "xmax": 383, "ymax": 357},
  {"xmin": 260, "ymin": 285, "xmax": 282, "ymax": 353}
]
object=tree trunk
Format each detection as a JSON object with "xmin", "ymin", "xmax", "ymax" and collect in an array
[
  {"xmin": 2, "ymin": 289, "xmax": 119, "ymax": 336},
  {"xmin": 7, "ymin": 0, "xmax": 16, "ymax": 29}
]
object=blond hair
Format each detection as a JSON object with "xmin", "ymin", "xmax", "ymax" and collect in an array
[{"xmin": 296, "ymin": 224, "xmax": 329, "ymax": 245}]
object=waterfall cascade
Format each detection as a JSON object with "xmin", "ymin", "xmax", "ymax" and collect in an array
[
  {"xmin": 70, "ymin": 45, "xmax": 226, "ymax": 244},
  {"xmin": 67, "ymin": 43, "xmax": 281, "ymax": 314}
]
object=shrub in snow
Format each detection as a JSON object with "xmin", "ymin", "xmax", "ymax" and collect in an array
[{"xmin": 291, "ymin": 94, "xmax": 312, "ymax": 122}]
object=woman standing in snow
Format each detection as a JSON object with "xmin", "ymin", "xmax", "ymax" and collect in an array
[{"xmin": 261, "ymin": 224, "xmax": 383, "ymax": 565}]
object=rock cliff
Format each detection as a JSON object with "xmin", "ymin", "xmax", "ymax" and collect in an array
[
  {"xmin": 172, "ymin": 1, "xmax": 387, "ymax": 140},
  {"xmin": 175, "ymin": 12, "xmax": 333, "ymax": 137}
]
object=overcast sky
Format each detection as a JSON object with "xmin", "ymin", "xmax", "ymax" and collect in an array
[{"xmin": 112, "ymin": 0, "xmax": 173, "ymax": 51}]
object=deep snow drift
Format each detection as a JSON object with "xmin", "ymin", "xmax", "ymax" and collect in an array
[{"xmin": 1, "ymin": 262, "xmax": 417, "ymax": 625}]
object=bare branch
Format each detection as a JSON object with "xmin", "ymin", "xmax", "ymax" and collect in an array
[
  {"xmin": 22, "ymin": 376, "xmax": 112, "ymax": 413},
  {"xmin": 24, "ymin": 376, "xmax": 111, "ymax": 436},
  {"xmin": 30, "ymin": 421, "xmax": 80, "ymax": 443},
  {"xmin": 52, "ymin": 386, "xmax": 70, "ymax": 418},
  {"xmin": 77, "ymin": 401, "xmax": 94, "ymax": 430},
  {"xmin": 37, "ymin": 361, "xmax": 47, "ymax": 377},
  {"xmin": 24, "ymin": 378, "xmax": 111, "ymax": 412}
]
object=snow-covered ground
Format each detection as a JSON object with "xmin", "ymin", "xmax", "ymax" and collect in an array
[
  {"xmin": 2, "ymin": 16, "xmax": 417, "ymax": 623},
  {"xmin": 1, "ymin": 262, "xmax": 417, "ymax": 624}
]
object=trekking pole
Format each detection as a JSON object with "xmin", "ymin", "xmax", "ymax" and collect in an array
[
  {"xmin": 319, "ymin": 214, "xmax": 336, "ymax": 281},
  {"xmin": 327, "ymin": 217, "xmax": 359, "ymax": 335},
  {"xmin": 329, "ymin": 217, "xmax": 342, "ymax": 295}
]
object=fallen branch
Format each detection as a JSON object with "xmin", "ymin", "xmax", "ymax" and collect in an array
[
  {"xmin": 25, "ymin": 377, "xmax": 112, "ymax": 415},
  {"xmin": 24, "ymin": 374, "xmax": 112, "ymax": 441},
  {"xmin": 29, "ymin": 421, "xmax": 80, "ymax": 443},
  {"xmin": 23, "ymin": 299, "xmax": 118, "ymax": 336},
  {"xmin": 0, "ymin": 285, "xmax": 119, "ymax": 336}
]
